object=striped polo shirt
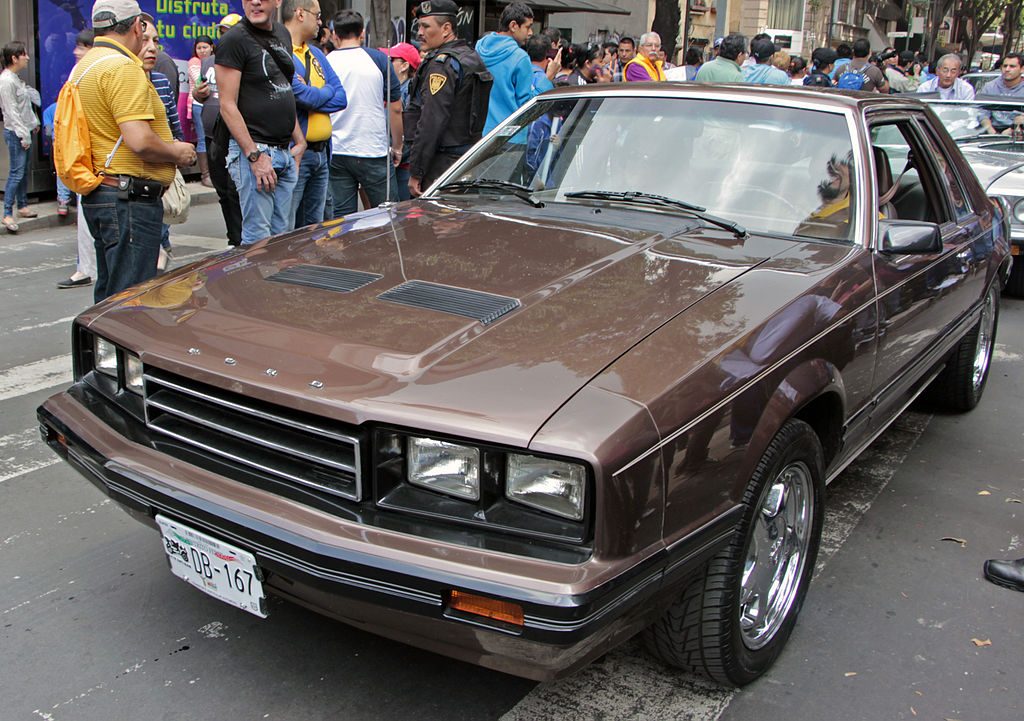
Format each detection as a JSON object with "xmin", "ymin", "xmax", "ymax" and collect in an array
[{"xmin": 70, "ymin": 38, "xmax": 175, "ymax": 186}]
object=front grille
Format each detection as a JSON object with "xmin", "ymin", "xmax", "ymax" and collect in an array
[{"xmin": 143, "ymin": 370, "xmax": 362, "ymax": 501}]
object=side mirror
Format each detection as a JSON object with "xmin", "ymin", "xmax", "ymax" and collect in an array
[{"xmin": 878, "ymin": 220, "xmax": 942, "ymax": 254}]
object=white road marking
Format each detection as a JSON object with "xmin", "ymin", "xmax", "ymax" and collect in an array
[
  {"xmin": 0, "ymin": 355, "xmax": 73, "ymax": 402},
  {"xmin": 0, "ymin": 458, "xmax": 61, "ymax": 485},
  {"xmin": 500, "ymin": 410, "xmax": 932, "ymax": 721},
  {"xmin": 2, "ymin": 500, "xmax": 112, "ymax": 547},
  {"xmin": 993, "ymin": 343, "xmax": 1022, "ymax": 361},
  {"xmin": 0, "ymin": 237, "xmax": 65, "ymax": 253},
  {"xmin": 11, "ymin": 316, "xmax": 76, "ymax": 334},
  {"xmin": 0, "ymin": 258, "xmax": 76, "ymax": 278}
]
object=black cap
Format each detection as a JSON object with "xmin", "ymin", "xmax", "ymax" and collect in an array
[
  {"xmin": 416, "ymin": 0, "xmax": 459, "ymax": 16},
  {"xmin": 812, "ymin": 47, "xmax": 838, "ymax": 67}
]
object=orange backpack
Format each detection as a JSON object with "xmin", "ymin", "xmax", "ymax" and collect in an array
[{"xmin": 53, "ymin": 53, "xmax": 128, "ymax": 195}]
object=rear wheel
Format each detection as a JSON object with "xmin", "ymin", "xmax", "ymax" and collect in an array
[
  {"xmin": 931, "ymin": 283, "xmax": 999, "ymax": 412},
  {"xmin": 644, "ymin": 419, "xmax": 825, "ymax": 686}
]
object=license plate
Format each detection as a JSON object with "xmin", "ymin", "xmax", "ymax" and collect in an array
[{"xmin": 156, "ymin": 515, "xmax": 268, "ymax": 618}]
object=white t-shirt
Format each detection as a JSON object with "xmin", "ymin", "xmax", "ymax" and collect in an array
[{"xmin": 326, "ymin": 47, "xmax": 391, "ymax": 157}]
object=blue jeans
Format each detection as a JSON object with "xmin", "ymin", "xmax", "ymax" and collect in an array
[
  {"xmin": 81, "ymin": 185, "xmax": 164, "ymax": 302},
  {"xmin": 227, "ymin": 139, "xmax": 299, "ymax": 245},
  {"xmin": 192, "ymin": 103, "xmax": 206, "ymax": 153},
  {"xmin": 4, "ymin": 129, "xmax": 29, "ymax": 216},
  {"xmin": 328, "ymin": 154, "xmax": 397, "ymax": 218},
  {"xmin": 56, "ymin": 175, "xmax": 71, "ymax": 203},
  {"xmin": 290, "ymin": 145, "xmax": 329, "ymax": 229}
]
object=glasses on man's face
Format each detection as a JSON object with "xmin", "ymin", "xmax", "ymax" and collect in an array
[{"xmin": 642, "ymin": 43, "xmax": 661, "ymax": 49}]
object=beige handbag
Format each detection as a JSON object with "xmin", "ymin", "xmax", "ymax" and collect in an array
[{"xmin": 162, "ymin": 169, "xmax": 191, "ymax": 224}]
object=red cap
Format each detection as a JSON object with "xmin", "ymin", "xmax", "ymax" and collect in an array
[{"xmin": 383, "ymin": 42, "xmax": 421, "ymax": 70}]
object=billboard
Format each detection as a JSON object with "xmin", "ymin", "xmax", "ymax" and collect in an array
[{"xmin": 37, "ymin": 0, "xmax": 244, "ymax": 112}]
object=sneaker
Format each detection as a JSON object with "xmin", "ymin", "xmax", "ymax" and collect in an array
[{"xmin": 57, "ymin": 199, "xmax": 70, "ymax": 217}]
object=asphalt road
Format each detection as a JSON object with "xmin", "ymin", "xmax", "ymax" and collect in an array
[{"xmin": 1, "ymin": 204, "xmax": 1021, "ymax": 721}]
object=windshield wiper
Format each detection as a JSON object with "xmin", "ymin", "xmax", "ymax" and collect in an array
[
  {"xmin": 563, "ymin": 190, "xmax": 747, "ymax": 238},
  {"xmin": 436, "ymin": 179, "xmax": 544, "ymax": 208}
]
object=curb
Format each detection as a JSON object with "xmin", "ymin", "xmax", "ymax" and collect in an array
[{"xmin": 2, "ymin": 183, "xmax": 221, "ymax": 235}]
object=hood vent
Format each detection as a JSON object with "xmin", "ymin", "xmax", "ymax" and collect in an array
[
  {"xmin": 267, "ymin": 265, "xmax": 383, "ymax": 293},
  {"xmin": 377, "ymin": 280, "xmax": 520, "ymax": 324}
]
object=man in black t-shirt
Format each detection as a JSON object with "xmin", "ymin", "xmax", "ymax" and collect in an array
[
  {"xmin": 192, "ymin": 15, "xmax": 244, "ymax": 247},
  {"xmin": 216, "ymin": 0, "xmax": 306, "ymax": 245}
]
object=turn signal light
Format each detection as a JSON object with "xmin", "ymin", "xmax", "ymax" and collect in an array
[{"xmin": 448, "ymin": 590, "xmax": 524, "ymax": 626}]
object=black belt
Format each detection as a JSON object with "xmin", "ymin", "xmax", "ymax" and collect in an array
[
  {"xmin": 306, "ymin": 139, "xmax": 330, "ymax": 153},
  {"xmin": 97, "ymin": 175, "xmax": 165, "ymax": 200}
]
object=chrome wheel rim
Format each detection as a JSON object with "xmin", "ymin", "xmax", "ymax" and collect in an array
[
  {"xmin": 972, "ymin": 290, "xmax": 996, "ymax": 392},
  {"xmin": 739, "ymin": 461, "xmax": 814, "ymax": 650}
]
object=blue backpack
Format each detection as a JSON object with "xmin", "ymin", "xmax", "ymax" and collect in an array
[{"xmin": 836, "ymin": 64, "xmax": 867, "ymax": 91}]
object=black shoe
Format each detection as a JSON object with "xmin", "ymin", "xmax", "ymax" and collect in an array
[
  {"xmin": 983, "ymin": 558, "xmax": 1024, "ymax": 592},
  {"xmin": 56, "ymin": 276, "xmax": 92, "ymax": 289}
]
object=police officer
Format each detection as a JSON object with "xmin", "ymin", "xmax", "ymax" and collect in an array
[{"xmin": 405, "ymin": 0, "xmax": 492, "ymax": 197}]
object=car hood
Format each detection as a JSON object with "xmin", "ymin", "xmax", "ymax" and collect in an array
[
  {"xmin": 955, "ymin": 144, "xmax": 1024, "ymax": 194},
  {"xmin": 87, "ymin": 200, "xmax": 797, "ymax": 445}
]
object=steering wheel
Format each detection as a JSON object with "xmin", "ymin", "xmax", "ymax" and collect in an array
[{"xmin": 732, "ymin": 185, "xmax": 801, "ymax": 216}]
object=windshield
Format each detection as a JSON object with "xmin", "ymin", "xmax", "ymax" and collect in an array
[
  {"xmin": 925, "ymin": 98, "xmax": 1024, "ymax": 142},
  {"xmin": 435, "ymin": 96, "xmax": 859, "ymax": 242}
]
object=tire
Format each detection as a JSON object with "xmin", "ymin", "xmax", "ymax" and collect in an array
[
  {"xmin": 1006, "ymin": 257, "xmax": 1024, "ymax": 297},
  {"xmin": 931, "ymin": 283, "xmax": 999, "ymax": 412},
  {"xmin": 644, "ymin": 419, "xmax": 825, "ymax": 686}
]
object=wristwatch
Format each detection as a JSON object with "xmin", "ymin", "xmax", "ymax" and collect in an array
[{"xmin": 247, "ymin": 150, "xmax": 261, "ymax": 163}]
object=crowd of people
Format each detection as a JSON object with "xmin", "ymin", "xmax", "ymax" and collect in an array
[{"xmin": 4, "ymin": 0, "xmax": 1024, "ymax": 307}]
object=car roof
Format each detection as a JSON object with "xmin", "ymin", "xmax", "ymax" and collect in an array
[{"xmin": 540, "ymin": 81, "xmax": 926, "ymax": 112}]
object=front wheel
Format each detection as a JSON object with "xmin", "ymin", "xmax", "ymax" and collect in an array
[
  {"xmin": 930, "ymin": 283, "xmax": 999, "ymax": 412},
  {"xmin": 644, "ymin": 419, "xmax": 825, "ymax": 686}
]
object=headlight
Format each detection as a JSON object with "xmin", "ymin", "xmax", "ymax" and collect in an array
[
  {"xmin": 124, "ymin": 353, "xmax": 144, "ymax": 395},
  {"xmin": 408, "ymin": 437, "xmax": 480, "ymax": 500},
  {"xmin": 506, "ymin": 454, "xmax": 586, "ymax": 521},
  {"xmin": 95, "ymin": 336, "xmax": 118, "ymax": 377},
  {"xmin": 1013, "ymin": 198, "xmax": 1024, "ymax": 224}
]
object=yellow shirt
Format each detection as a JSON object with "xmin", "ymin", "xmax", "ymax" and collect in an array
[
  {"xmin": 70, "ymin": 39, "xmax": 175, "ymax": 185},
  {"xmin": 293, "ymin": 43, "xmax": 333, "ymax": 143}
]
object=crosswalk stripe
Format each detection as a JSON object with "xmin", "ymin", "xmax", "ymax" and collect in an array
[{"xmin": 0, "ymin": 355, "xmax": 73, "ymax": 402}]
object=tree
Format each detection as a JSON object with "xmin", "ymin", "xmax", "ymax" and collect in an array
[
  {"xmin": 651, "ymin": 0, "xmax": 680, "ymax": 63},
  {"xmin": 958, "ymin": 0, "xmax": 1006, "ymax": 66},
  {"xmin": 1001, "ymin": 0, "xmax": 1024, "ymax": 57},
  {"xmin": 925, "ymin": 0, "xmax": 957, "ymax": 65},
  {"xmin": 369, "ymin": 0, "xmax": 392, "ymax": 47}
]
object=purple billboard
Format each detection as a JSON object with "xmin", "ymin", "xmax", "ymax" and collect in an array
[{"xmin": 37, "ymin": 0, "xmax": 244, "ymax": 111}]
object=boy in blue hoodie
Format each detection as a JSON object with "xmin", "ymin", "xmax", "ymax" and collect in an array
[{"xmin": 477, "ymin": 2, "xmax": 535, "ymax": 134}]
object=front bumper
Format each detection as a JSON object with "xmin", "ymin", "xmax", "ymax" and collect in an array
[{"xmin": 38, "ymin": 389, "xmax": 737, "ymax": 680}]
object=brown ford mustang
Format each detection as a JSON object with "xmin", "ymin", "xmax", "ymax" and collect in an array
[{"xmin": 38, "ymin": 85, "xmax": 1012, "ymax": 686}]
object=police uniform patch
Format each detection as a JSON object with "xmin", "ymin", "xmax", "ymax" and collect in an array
[{"xmin": 429, "ymin": 73, "xmax": 447, "ymax": 94}]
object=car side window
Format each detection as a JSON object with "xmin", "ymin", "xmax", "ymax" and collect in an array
[
  {"xmin": 868, "ymin": 121, "xmax": 948, "ymax": 226},
  {"xmin": 914, "ymin": 123, "xmax": 973, "ymax": 222}
]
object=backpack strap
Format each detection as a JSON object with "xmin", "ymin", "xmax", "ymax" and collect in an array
[
  {"xmin": 74, "ymin": 52, "xmax": 130, "ymax": 86},
  {"xmin": 72, "ymin": 51, "xmax": 132, "ymax": 173}
]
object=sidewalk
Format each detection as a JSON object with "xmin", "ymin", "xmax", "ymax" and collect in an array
[{"xmin": 1, "ymin": 181, "xmax": 220, "ymax": 235}]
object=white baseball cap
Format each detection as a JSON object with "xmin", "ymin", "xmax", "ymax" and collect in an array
[{"xmin": 92, "ymin": 0, "xmax": 154, "ymax": 30}]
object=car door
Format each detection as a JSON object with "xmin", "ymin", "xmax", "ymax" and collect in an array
[{"xmin": 868, "ymin": 111, "xmax": 984, "ymax": 431}]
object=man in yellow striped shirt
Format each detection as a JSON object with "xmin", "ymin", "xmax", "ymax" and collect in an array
[{"xmin": 74, "ymin": 0, "xmax": 196, "ymax": 301}]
